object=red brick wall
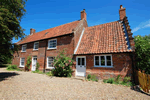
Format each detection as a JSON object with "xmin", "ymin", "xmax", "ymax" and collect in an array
[
  {"xmin": 12, "ymin": 34, "xmax": 74, "ymax": 71},
  {"xmin": 73, "ymin": 53, "xmax": 133, "ymax": 79}
]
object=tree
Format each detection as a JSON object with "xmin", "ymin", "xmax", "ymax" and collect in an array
[
  {"xmin": 0, "ymin": 0, "xmax": 27, "ymax": 64},
  {"xmin": 134, "ymin": 35, "xmax": 150, "ymax": 74}
]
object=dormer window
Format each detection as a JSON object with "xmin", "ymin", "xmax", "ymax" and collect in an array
[
  {"xmin": 48, "ymin": 39, "xmax": 57, "ymax": 49},
  {"xmin": 22, "ymin": 44, "xmax": 26, "ymax": 52},
  {"xmin": 33, "ymin": 42, "xmax": 39, "ymax": 50}
]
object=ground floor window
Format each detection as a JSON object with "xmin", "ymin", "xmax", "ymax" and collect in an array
[
  {"xmin": 20, "ymin": 58, "xmax": 25, "ymax": 67},
  {"xmin": 47, "ymin": 57, "xmax": 54, "ymax": 69},
  {"xmin": 94, "ymin": 55, "xmax": 113, "ymax": 67}
]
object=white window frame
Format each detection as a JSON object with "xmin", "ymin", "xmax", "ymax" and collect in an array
[
  {"xmin": 94, "ymin": 55, "xmax": 113, "ymax": 68},
  {"xmin": 47, "ymin": 39, "xmax": 57, "ymax": 49},
  {"xmin": 20, "ymin": 58, "xmax": 25, "ymax": 67},
  {"xmin": 33, "ymin": 42, "xmax": 39, "ymax": 50},
  {"xmin": 21, "ymin": 44, "xmax": 27, "ymax": 52},
  {"xmin": 47, "ymin": 57, "xmax": 55, "ymax": 69}
]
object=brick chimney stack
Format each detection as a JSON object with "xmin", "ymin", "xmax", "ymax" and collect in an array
[
  {"xmin": 30, "ymin": 28, "xmax": 36, "ymax": 35},
  {"xmin": 119, "ymin": 5, "xmax": 126, "ymax": 21},
  {"xmin": 81, "ymin": 9, "xmax": 86, "ymax": 20}
]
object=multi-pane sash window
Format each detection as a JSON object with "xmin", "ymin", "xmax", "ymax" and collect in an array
[
  {"xmin": 48, "ymin": 39, "xmax": 57, "ymax": 49},
  {"xmin": 94, "ymin": 55, "xmax": 113, "ymax": 67},
  {"xmin": 22, "ymin": 44, "xmax": 26, "ymax": 52},
  {"xmin": 47, "ymin": 57, "xmax": 54, "ymax": 68},
  {"xmin": 33, "ymin": 42, "xmax": 39, "ymax": 50},
  {"xmin": 20, "ymin": 58, "xmax": 25, "ymax": 67}
]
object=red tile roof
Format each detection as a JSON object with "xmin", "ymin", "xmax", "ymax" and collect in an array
[
  {"xmin": 75, "ymin": 21, "xmax": 133, "ymax": 54},
  {"xmin": 18, "ymin": 20, "xmax": 80, "ymax": 44}
]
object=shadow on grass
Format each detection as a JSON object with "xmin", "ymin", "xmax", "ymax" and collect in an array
[
  {"xmin": 130, "ymin": 86, "xmax": 150, "ymax": 96},
  {"xmin": 0, "ymin": 72, "xmax": 19, "ymax": 82}
]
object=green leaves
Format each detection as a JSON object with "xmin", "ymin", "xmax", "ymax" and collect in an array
[
  {"xmin": 52, "ymin": 49, "xmax": 74, "ymax": 77},
  {"xmin": 134, "ymin": 35, "xmax": 150, "ymax": 74},
  {"xmin": 26, "ymin": 56, "xmax": 31, "ymax": 70},
  {"xmin": 0, "ymin": 0, "xmax": 27, "ymax": 63}
]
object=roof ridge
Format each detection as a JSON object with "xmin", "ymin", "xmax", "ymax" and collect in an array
[
  {"xmin": 86, "ymin": 20, "xmax": 119, "ymax": 29},
  {"xmin": 34, "ymin": 20, "xmax": 80, "ymax": 34}
]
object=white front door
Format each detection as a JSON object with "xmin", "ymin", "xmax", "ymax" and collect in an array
[
  {"xmin": 32, "ymin": 56, "xmax": 37, "ymax": 71},
  {"xmin": 76, "ymin": 56, "xmax": 86, "ymax": 77}
]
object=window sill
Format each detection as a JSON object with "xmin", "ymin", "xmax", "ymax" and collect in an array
[
  {"xmin": 21, "ymin": 51, "xmax": 26, "ymax": 53},
  {"xmin": 94, "ymin": 66, "xmax": 113, "ymax": 68},
  {"xmin": 46, "ymin": 67, "xmax": 55, "ymax": 69},
  {"xmin": 19, "ymin": 66, "xmax": 24, "ymax": 68},
  {"xmin": 47, "ymin": 48, "xmax": 57, "ymax": 50},
  {"xmin": 33, "ymin": 49, "xmax": 38, "ymax": 51}
]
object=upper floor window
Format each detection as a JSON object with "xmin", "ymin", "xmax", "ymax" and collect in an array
[
  {"xmin": 33, "ymin": 42, "xmax": 39, "ymax": 50},
  {"xmin": 47, "ymin": 57, "xmax": 55, "ymax": 69},
  {"xmin": 94, "ymin": 55, "xmax": 113, "ymax": 67},
  {"xmin": 20, "ymin": 58, "xmax": 25, "ymax": 67},
  {"xmin": 22, "ymin": 44, "xmax": 26, "ymax": 52},
  {"xmin": 48, "ymin": 39, "xmax": 57, "ymax": 49}
]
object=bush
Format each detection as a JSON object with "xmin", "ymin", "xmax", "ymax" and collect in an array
[
  {"xmin": 87, "ymin": 74, "xmax": 98, "ymax": 82},
  {"xmin": 87, "ymin": 74, "xmax": 91, "ymax": 79},
  {"xmin": 36, "ymin": 62, "xmax": 40, "ymax": 70},
  {"xmin": 26, "ymin": 56, "xmax": 31, "ymax": 70},
  {"xmin": 52, "ymin": 49, "xmax": 74, "ymax": 77},
  {"xmin": 46, "ymin": 71, "xmax": 53, "ymax": 76},
  {"xmin": 107, "ymin": 78, "xmax": 115, "ymax": 84},
  {"xmin": 7, "ymin": 65, "xmax": 20, "ymax": 71},
  {"xmin": 103, "ymin": 75, "xmax": 133, "ymax": 86}
]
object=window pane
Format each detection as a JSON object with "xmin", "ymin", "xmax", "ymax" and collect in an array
[
  {"xmin": 21, "ymin": 58, "xmax": 25, "ymax": 66},
  {"xmin": 106, "ymin": 56, "xmax": 111, "ymax": 60},
  {"xmin": 78, "ymin": 58, "xmax": 81, "ymax": 65},
  {"xmin": 34, "ymin": 43, "xmax": 39, "ymax": 49},
  {"xmin": 95, "ymin": 56, "xmax": 99, "ymax": 65},
  {"xmin": 22, "ymin": 45, "xmax": 26, "ymax": 51},
  {"xmin": 101, "ymin": 56, "xmax": 105, "ymax": 66},
  {"xmin": 81, "ymin": 58, "xmax": 85, "ymax": 65},
  {"xmin": 107, "ymin": 61, "xmax": 111, "ymax": 66},
  {"xmin": 48, "ymin": 57, "xmax": 54, "ymax": 67},
  {"xmin": 49, "ymin": 40, "xmax": 56, "ymax": 48}
]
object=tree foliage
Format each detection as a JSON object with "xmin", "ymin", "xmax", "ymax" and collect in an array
[
  {"xmin": 52, "ymin": 50, "xmax": 74, "ymax": 77},
  {"xmin": 134, "ymin": 35, "xmax": 150, "ymax": 74},
  {"xmin": 0, "ymin": 0, "xmax": 27, "ymax": 63}
]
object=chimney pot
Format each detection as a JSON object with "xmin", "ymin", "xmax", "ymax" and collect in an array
[{"xmin": 120, "ymin": 5, "xmax": 123, "ymax": 9}]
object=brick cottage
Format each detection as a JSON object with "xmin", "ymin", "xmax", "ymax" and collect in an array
[{"xmin": 12, "ymin": 5, "xmax": 135, "ymax": 79}]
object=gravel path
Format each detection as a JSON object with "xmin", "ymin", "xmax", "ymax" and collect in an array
[{"xmin": 0, "ymin": 68, "xmax": 150, "ymax": 100}]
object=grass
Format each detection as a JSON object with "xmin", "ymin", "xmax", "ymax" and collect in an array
[{"xmin": 32, "ymin": 70, "xmax": 44, "ymax": 74}]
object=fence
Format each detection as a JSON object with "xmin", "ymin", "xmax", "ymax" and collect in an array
[{"xmin": 136, "ymin": 70, "xmax": 150, "ymax": 93}]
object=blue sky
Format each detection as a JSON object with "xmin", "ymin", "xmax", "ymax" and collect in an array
[{"xmin": 13, "ymin": 0, "xmax": 150, "ymax": 43}]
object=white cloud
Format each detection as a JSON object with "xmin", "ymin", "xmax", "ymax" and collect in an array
[{"xmin": 132, "ymin": 19, "xmax": 150, "ymax": 33}]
